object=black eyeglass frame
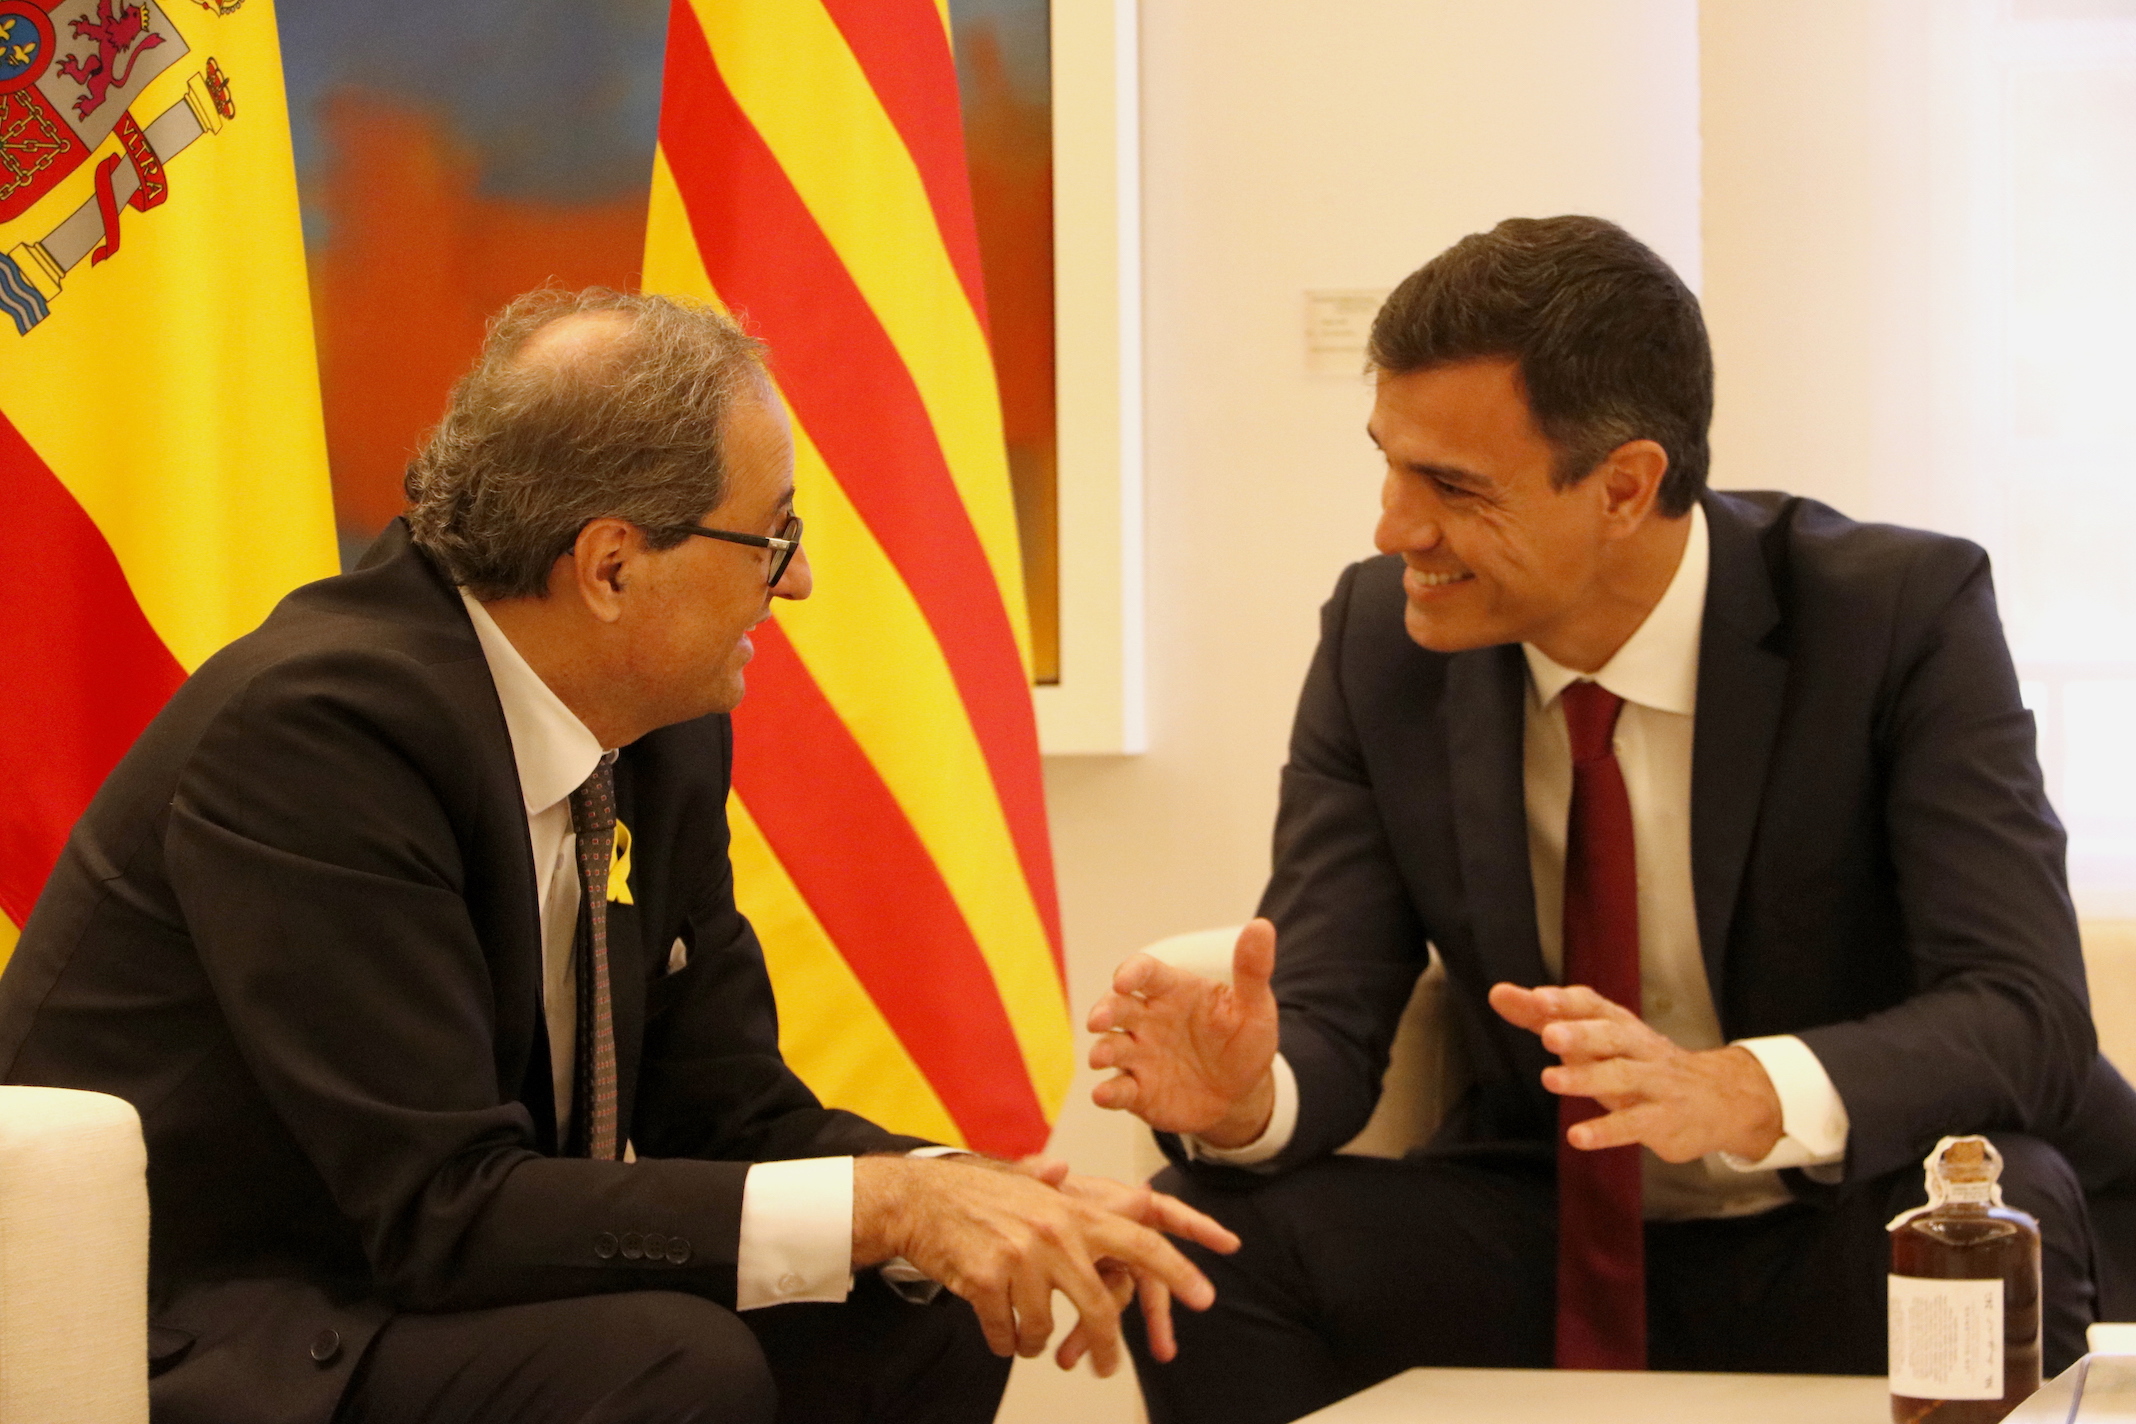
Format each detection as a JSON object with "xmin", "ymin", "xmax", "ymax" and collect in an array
[{"xmin": 669, "ymin": 514, "xmax": 804, "ymax": 587}]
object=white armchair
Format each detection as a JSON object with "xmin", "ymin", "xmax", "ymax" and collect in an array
[{"xmin": 0, "ymin": 1085, "xmax": 148, "ymax": 1423}]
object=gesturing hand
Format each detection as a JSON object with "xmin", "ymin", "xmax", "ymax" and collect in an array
[
  {"xmin": 1487, "ymin": 982, "xmax": 1784, "ymax": 1163},
  {"xmin": 852, "ymin": 1155, "xmax": 1222, "ymax": 1379},
  {"xmin": 1011, "ymin": 1155, "xmax": 1241, "ymax": 1367},
  {"xmin": 1086, "ymin": 919, "xmax": 1281, "ymax": 1147}
]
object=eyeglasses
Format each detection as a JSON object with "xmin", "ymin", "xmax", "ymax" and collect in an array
[{"xmin": 670, "ymin": 514, "xmax": 804, "ymax": 587}]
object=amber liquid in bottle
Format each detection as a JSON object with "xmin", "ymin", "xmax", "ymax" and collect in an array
[{"xmin": 1889, "ymin": 1138, "xmax": 2041, "ymax": 1424}]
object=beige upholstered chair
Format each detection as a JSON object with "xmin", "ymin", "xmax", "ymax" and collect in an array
[
  {"xmin": 0, "ymin": 1086, "xmax": 149, "ymax": 1423},
  {"xmin": 1139, "ymin": 920, "xmax": 2136, "ymax": 1160}
]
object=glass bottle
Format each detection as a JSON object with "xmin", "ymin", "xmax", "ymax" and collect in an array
[{"xmin": 1889, "ymin": 1135, "xmax": 2042, "ymax": 1423}]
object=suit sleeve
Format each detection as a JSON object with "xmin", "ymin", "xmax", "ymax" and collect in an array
[
  {"xmin": 1797, "ymin": 543, "xmax": 2096, "ymax": 1184},
  {"xmin": 1246, "ymin": 562, "xmax": 1435, "ymax": 1169},
  {"xmin": 161, "ymin": 649, "xmax": 877, "ymax": 1314}
]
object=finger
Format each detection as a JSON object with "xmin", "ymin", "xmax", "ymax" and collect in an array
[
  {"xmin": 1111, "ymin": 952, "xmax": 1189, "ymax": 999},
  {"xmin": 1490, "ymin": 981, "xmax": 1640, "ymax": 1035},
  {"xmin": 1085, "ymin": 1216, "xmax": 1217, "ymax": 1313},
  {"xmin": 1057, "ymin": 1267, "xmax": 1136, "ymax": 1372},
  {"xmin": 1539, "ymin": 1015, "xmax": 1664, "ymax": 1064},
  {"xmin": 1144, "ymin": 1191, "xmax": 1242, "ymax": 1255},
  {"xmin": 1137, "ymin": 1273, "xmax": 1180, "ymax": 1364},
  {"xmin": 1230, "ymin": 919, "xmax": 1277, "ymax": 1000},
  {"xmin": 1542, "ymin": 1056, "xmax": 1650, "ymax": 1105},
  {"xmin": 1544, "ymin": 984, "xmax": 1642, "ymax": 1023},
  {"xmin": 1051, "ymin": 1254, "xmax": 1127, "ymax": 1378},
  {"xmin": 1088, "ymin": 1032, "xmax": 1130, "ymax": 1071},
  {"xmin": 1089, "ymin": 1070, "xmax": 1144, "ymax": 1114},
  {"xmin": 1011, "ymin": 1258, "xmax": 1059, "ymax": 1359},
  {"xmin": 963, "ymin": 1274, "xmax": 1019, "ymax": 1358},
  {"xmin": 1565, "ymin": 1101, "xmax": 1668, "ymax": 1153},
  {"xmin": 1487, "ymin": 981, "xmax": 1553, "ymax": 1032},
  {"xmin": 1016, "ymin": 1154, "xmax": 1071, "ymax": 1187},
  {"xmin": 1086, "ymin": 991, "xmax": 1145, "ymax": 1035}
]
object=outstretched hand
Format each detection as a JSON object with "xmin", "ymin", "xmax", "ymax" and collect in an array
[
  {"xmin": 1087, "ymin": 919, "xmax": 1281, "ymax": 1147},
  {"xmin": 1487, "ymin": 981, "xmax": 1784, "ymax": 1163}
]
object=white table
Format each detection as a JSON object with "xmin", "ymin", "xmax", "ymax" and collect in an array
[{"xmin": 1297, "ymin": 1367, "xmax": 1893, "ymax": 1423}]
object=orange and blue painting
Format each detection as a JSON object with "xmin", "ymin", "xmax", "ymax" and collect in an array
[{"xmin": 280, "ymin": 0, "xmax": 1058, "ymax": 678}]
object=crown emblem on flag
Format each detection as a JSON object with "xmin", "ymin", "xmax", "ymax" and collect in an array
[{"xmin": 0, "ymin": 0, "xmax": 237, "ymax": 336}]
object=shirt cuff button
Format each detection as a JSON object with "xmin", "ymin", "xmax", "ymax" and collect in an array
[{"xmin": 778, "ymin": 1271, "xmax": 804, "ymax": 1294}]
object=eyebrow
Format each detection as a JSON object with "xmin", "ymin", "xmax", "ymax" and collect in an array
[{"xmin": 1366, "ymin": 425, "xmax": 1493, "ymax": 491}]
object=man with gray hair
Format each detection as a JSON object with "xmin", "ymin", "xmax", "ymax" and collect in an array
[{"xmin": 0, "ymin": 288, "xmax": 1233, "ymax": 1424}]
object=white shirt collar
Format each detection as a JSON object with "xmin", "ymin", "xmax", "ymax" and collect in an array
[
  {"xmin": 459, "ymin": 590, "xmax": 609, "ymax": 816},
  {"xmin": 1523, "ymin": 500, "xmax": 1708, "ymax": 716}
]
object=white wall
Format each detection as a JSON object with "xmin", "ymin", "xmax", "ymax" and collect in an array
[
  {"xmin": 1699, "ymin": 0, "xmax": 1941, "ymax": 526},
  {"xmin": 998, "ymin": 4, "xmax": 1703, "ymax": 1419}
]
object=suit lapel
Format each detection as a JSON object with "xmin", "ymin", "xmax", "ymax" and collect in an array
[
  {"xmin": 1690, "ymin": 492, "xmax": 1790, "ymax": 1005},
  {"xmin": 1447, "ymin": 642, "xmax": 1549, "ymax": 989}
]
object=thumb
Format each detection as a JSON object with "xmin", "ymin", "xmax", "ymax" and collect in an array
[{"xmin": 1231, "ymin": 919, "xmax": 1277, "ymax": 1003}]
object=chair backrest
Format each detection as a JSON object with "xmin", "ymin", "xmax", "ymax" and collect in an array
[
  {"xmin": 1135, "ymin": 927, "xmax": 1462, "ymax": 1158},
  {"xmin": 0, "ymin": 1085, "xmax": 148, "ymax": 1424}
]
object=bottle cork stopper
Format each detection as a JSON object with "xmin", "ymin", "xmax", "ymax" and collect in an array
[{"xmin": 1936, "ymin": 1136, "xmax": 1997, "ymax": 1184}]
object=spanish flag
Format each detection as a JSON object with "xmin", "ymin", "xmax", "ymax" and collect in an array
[
  {"xmin": 0, "ymin": 0, "xmax": 335, "ymax": 967},
  {"xmin": 643, "ymin": 0, "xmax": 1070, "ymax": 1155}
]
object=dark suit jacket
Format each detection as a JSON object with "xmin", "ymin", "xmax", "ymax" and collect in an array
[
  {"xmin": 0, "ymin": 522, "xmax": 922, "ymax": 1424},
  {"xmin": 1227, "ymin": 488, "xmax": 2136, "ymax": 1191}
]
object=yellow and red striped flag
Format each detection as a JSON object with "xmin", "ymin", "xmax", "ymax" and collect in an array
[
  {"xmin": 643, "ymin": 0, "xmax": 1070, "ymax": 1155},
  {"xmin": 0, "ymin": 0, "xmax": 336, "ymax": 968}
]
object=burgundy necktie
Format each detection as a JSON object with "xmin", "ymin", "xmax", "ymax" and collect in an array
[
  {"xmin": 569, "ymin": 753, "xmax": 621, "ymax": 1162},
  {"xmin": 1554, "ymin": 680, "xmax": 1645, "ymax": 1369}
]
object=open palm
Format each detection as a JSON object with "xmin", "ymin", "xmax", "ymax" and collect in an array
[{"xmin": 1087, "ymin": 919, "xmax": 1281, "ymax": 1140}]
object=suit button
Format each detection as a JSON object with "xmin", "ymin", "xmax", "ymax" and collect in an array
[
  {"xmin": 309, "ymin": 1329, "xmax": 342, "ymax": 1365},
  {"xmin": 594, "ymin": 1232, "xmax": 618, "ymax": 1260},
  {"xmin": 778, "ymin": 1272, "xmax": 803, "ymax": 1294},
  {"xmin": 644, "ymin": 1233, "xmax": 666, "ymax": 1261},
  {"xmin": 667, "ymin": 1237, "xmax": 691, "ymax": 1265},
  {"xmin": 621, "ymin": 1232, "xmax": 644, "ymax": 1261}
]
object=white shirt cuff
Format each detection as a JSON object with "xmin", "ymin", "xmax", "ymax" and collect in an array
[
  {"xmin": 1721, "ymin": 1034, "xmax": 1850, "ymax": 1173},
  {"xmin": 735, "ymin": 1156, "xmax": 855, "ymax": 1310},
  {"xmin": 1184, "ymin": 1053, "xmax": 1298, "ymax": 1168}
]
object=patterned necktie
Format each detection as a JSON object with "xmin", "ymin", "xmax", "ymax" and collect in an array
[
  {"xmin": 1554, "ymin": 680, "xmax": 1646, "ymax": 1369},
  {"xmin": 568, "ymin": 752, "xmax": 621, "ymax": 1162}
]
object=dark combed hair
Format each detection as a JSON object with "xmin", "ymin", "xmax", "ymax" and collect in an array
[
  {"xmin": 404, "ymin": 288, "xmax": 767, "ymax": 599},
  {"xmin": 1367, "ymin": 215, "xmax": 1712, "ymax": 516}
]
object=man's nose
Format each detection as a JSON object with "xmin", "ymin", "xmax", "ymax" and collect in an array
[
  {"xmin": 773, "ymin": 542, "xmax": 813, "ymax": 601},
  {"xmin": 1375, "ymin": 474, "xmax": 1442, "ymax": 556}
]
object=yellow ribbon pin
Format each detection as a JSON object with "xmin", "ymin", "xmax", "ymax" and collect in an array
[{"xmin": 607, "ymin": 820, "xmax": 634, "ymax": 904}]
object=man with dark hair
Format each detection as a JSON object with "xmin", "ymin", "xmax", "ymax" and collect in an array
[
  {"xmin": 1088, "ymin": 216, "xmax": 2136, "ymax": 1423},
  {"xmin": 0, "ymin": 288, "xmax": 1235, "ymax": 1424}
]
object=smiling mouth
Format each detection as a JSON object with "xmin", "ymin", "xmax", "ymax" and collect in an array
[{"xmin": 1408, "ymin": 570, "xmax": 1474, "ymax": 589}]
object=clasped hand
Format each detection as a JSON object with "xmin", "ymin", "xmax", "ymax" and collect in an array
[
  {"xmin": 1486, "ymin": 982, "xmax": 1784, "ymax": 1163},
  {"xmin": 851, "ymin": 1153, "xmax": 1239, "ymax": 1378}
]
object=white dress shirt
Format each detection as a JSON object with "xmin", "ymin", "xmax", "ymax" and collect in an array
[
  {"xmin": 459, "ymin": 592, "xmax": 857, "ymax": 1308},
  {"xmin": 1193, "ymin": 507, "xmax": 1852, "ymax": 1218}
]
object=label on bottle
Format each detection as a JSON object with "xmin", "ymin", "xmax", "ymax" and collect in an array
[{"xmin": 1888, "ymin": 1274, "xmax": 2003, "ymax": 1400}]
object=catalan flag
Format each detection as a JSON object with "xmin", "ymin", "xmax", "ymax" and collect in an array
[
  {"xmin": 643, "ymin": 0, "xmax": 1069, "ymax": 1156},
  {"xmin": 0, "ymin": 0, "xmax": 335, "ymax": 969}
]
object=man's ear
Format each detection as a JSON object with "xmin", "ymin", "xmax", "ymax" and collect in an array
[
  {"xmin": 1596, "ymin": 440, "xmax": 1670, "ymax": 534},
  {"xmin": 562, "ymin": 518, "xmax": 640, "ymax": 625}
]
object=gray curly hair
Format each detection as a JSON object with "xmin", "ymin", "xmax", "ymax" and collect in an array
[{"xmin": 404, "ymin": 288, "xmax": 768, "ymax": 599}]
